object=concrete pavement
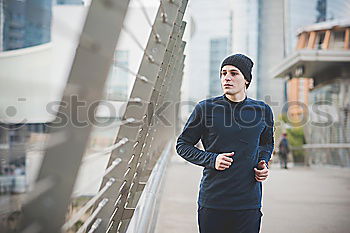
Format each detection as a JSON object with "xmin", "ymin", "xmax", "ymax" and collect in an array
[{"xmin": 155, "ymin": 154, "xmax": 350, "ymax": 233}]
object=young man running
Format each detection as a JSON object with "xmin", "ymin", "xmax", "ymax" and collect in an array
[{"xmin": 176, "ymin": 54, "xmax": 274, "ymax": 233}]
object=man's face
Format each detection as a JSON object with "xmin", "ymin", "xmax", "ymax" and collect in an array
[{"xmin": 220, "ymin": 65, "xmax": 248, "ymax": 95}]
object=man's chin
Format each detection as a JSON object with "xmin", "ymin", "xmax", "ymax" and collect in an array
[{"xmin": 223, "ymin": 89, "xmax": 239, "ymax": 95}]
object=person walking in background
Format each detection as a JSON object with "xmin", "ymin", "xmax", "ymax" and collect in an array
[
  {"xmin": 176, "ymin": 54, "xmax": 274, "ymax": 233},
  {"xmin": 278, "ymin": 133, "xmax": 290, "ymax": 169}
]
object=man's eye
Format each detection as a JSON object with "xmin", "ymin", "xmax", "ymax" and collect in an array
[
  {"xmin": 221, "ymin": 72, "xmax": 227, "ymax": 76},
  {"xmin": 230, "ymin": 72, "xmax": 237, "ymax": 76}
]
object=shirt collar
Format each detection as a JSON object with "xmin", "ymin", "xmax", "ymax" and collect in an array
[{"xmin": 223, "ymin": 94, "xmax": 248, "ymax": 105}]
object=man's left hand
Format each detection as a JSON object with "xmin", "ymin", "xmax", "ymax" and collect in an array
[{"xmin": 254, "ymin": 160, "xmax": 269, "ymax": 182}]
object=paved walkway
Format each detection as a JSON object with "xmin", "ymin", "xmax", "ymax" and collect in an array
[{"xmin": 155, "ymin": 154, "xmax": 350, "ymax": 233}]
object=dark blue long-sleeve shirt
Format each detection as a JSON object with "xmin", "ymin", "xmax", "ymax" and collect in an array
[{"xmin": 176, "ymin": 95, "xmax": 274, "ymax": 210}]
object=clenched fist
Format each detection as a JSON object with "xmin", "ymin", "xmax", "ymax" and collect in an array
[
  {"xmin": 254, "ymin": 160, "xmax": 269, "ymax": 182},
  {"xmin": 215, "ymin": 152, "xmax": 234, "ymax": 170}
]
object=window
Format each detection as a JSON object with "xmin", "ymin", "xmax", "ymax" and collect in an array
[
  {"xmin": 345, "ymin": 29, "xmax": 350, "ymax": 49},
  {"xmin": 106, "ymin": 50, "xmax": 129, "ymax": 101},
  {"xmin": 298, "ymin": 79, "xmax": 304, "ymax": 102},
  {"xmin": 316, "ymin": 31, "xmax": 325, "ymax": 49},
  {"xmin": 329, "ymin": 30, "xmax": 345, "ymax": 49},
  {"xmin": 209, "ymin": 38, "xmax": 228, "ymax": 97},
  {"xmin": 304, "ymin": 33, "xmax": 310, "ymax": 49}
]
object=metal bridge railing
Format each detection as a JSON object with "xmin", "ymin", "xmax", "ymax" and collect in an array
[
  {"xmin": 2, "ymin": 0, "xmax": 189, "ymax": 233},
  {"xmin": 276, "ymin": 144, "xmax": 350, "ymax": 167}
]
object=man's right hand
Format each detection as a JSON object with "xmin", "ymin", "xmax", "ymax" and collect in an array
[{"xmin": 215, "ymin": 152, "xmax": 234, "ymax": 170}]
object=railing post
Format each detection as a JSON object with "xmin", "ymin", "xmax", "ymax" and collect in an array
[
  {"xmin": 134, "ymin": 27, "xmax": 187, "ymax": 202},
  {"xmin": 125, "ymin": 18, "xmax": 188, "ymax": 211},
  {"xmin": 148, "ymin": 40, "xmax": 186, "ymax": 168}
]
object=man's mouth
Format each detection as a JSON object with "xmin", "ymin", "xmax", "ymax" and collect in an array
[{"xmin": 224, "ymin": 84, "xmax": 233, "ymax": 87}]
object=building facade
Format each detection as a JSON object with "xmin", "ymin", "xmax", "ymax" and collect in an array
[
  {"xmin": 229, "ymin": 0, "xmax": 350, "ymax": 118},
  {"xmin": 1, "ymin": 0, "xmax": 52, "ymax": 51},
  {"xmin": 184, "ymin": 0, "xmax": 231, "ymax": 105},
  {"xmin": 209, "ymin": 38, "xmax": 229, "ymax": 97},
  {"xmin": 274, "ymin": 20, "xmax": 350, "ymax": 166},
  {"xmin": 230, "ymin": 0, "xmax": 259, "ymax": 100}
]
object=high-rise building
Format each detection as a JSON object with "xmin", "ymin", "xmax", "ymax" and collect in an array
[
  {"xmin": 273, "ymin": 20, "xmax": 350, "ymax": 166},
  {"xmin": 230, "ymin": 0, "xmax": 292, "ymax": 111},
  {"xmin": 251, "ymin": 0, "xmax": 286, "ymax": 116},
  {"xmin": 0, "ymin": 0, "xmax": 53, "ymax": 203},
  {"xmin": 281, "ymin": 0, "xmax": 350, "ymax": 119},
  {"xmin": 106, "ymin": 50, "xmax": 130, "ymax": 101},
  {"xmin": 209, "ymin": 38, "xmax": 229, "ymax": 97},
  {"xmin": 1, "ymin": 0, "xmax": 52, "ymax": 51},
  {"xmin": 326, "ymin": 0, "xmax": 350, "ymax": 21},
  {"xmin": 283, "ymin": 0, "xmax": 318, "ymax": 56},
  {"xmin": 2, "ymin": 0, "xmax": 27, "ymax": 50},
  {"xmin": 0, "ymin": 0, "xmax": 55, "ymax": 222},
  {"xmin": 55, "ymin": 0, "xmax": 84, "ymax": 5},
  {"xmin": 230, "ymin": 0, "xmax": 350, "ymax": 118},
  {"xmin": 230, "ymin": 0, "xmax": 259, "ymax": 100},
  {"xmin": 183, "ymin": 0, "xmax": 231, "ymax": 105},
  {"xmin": 316, "ymin": 0, "xmax": 327, "ymax": 22}
]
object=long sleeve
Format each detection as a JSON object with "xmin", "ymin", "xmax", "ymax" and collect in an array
[
  {"xmin": 258, "ymin": 105, "xmax": 275, "ymax": 164},
  {"xmin": 176, "ymin": 103, "xmax": 219, "ymax": 168}
]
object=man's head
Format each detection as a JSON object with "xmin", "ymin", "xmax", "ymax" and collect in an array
[{"xmin": 220, "ymin": 54, "xmax": 254, "ymax": 96}]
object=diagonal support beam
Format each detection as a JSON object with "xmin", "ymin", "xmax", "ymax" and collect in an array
[
  {"xmin": 126, "ymin": 21, "xmax": 187, "ymax": 210},
  {"xmin": 91, "ymin": 1, "xmax": 183, "ymax": 232},
  {"xmin": 18, "ymin": 1, "xmax": 131, "ymax": 233}
]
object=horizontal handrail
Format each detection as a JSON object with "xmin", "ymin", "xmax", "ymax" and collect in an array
[{"xmin": 303, "ymin": 143, "xmax": 350, "ymax": 149}]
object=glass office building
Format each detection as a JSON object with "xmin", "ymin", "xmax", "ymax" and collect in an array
[
  {"xmin": 1, "ymin": 0, "xmax": 52, "ymax": 51},
  {"xmin": 209, "ymin": 38, "xmax": 229, "ymax": 97}
]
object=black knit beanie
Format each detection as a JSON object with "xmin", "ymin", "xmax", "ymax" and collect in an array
[{"xmin": 220, "ymin": 54, "xmax": 254, "ymax": 88}]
